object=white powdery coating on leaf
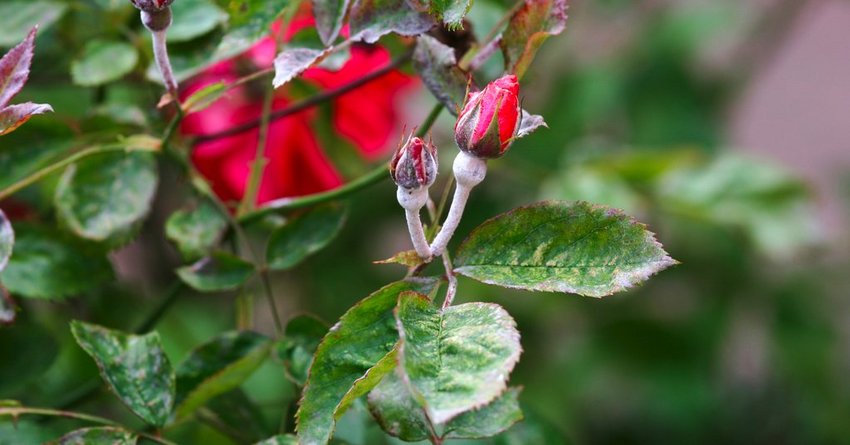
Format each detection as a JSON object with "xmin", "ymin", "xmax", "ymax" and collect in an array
[
  {"xmin": 273, "ymin": 47, "xmax": 329, "ymax": 88},
  {"xmin": 516, "ymin": 109, "xmax": 547, "ymax": 138}
]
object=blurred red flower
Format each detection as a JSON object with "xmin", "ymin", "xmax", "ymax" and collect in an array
[{"xmin": 180, "ymin": 15, "xmax": 418, "ymax": 205}]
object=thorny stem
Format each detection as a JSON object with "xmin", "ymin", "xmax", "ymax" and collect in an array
[{"xmin": 151, "ymin": 29, "xmax": 179, "ymax": 101}]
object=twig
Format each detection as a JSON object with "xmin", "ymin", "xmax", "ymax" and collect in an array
[{"xmin": 441, "ymin": 252, "xmax": 457, "ymax": 309}]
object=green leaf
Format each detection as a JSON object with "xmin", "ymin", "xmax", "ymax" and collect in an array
[
  {"xmin": 0, "ymin": 1, "xmax": 67, "ymax": 47},
  {"xmin": 266, "ymin": 203, "xmax": 347, "ymax": 270},
  {"xmin": 70, "ymin": 321, "xmax": 175, "ymax": 427},
  {"xmin": 70, "ymin": 40, "xmax": 138, "ymax": 87},
  {"xmin": 205, "ymin": 390, "xmax": 272, "ymax": 443},
  {"xmin": 454, "ymin": 201, "xmax": 676, "ymax": 297},
  {"xmin": 412, "ymin": 35, "xmax": 468, "ymax": 114},
  {"xmin": 272, "ymin": 47, "xmax": 330, "ymax": 88},
  {"xmin": 54, "ymin": 427, "xmax": 137, "ymax": 445},
  {"xmin": 500, "ymin": 0, "xmax": 568, "ymax": 79},
  {"xmin": 0, "ymin": 209, "xmax": 12, "ymax": 272},
  {"xmin": 368, "ymin": 372, "xmax": 523, "ymax": 440},
  {"xmin": 312, "ymin": 0, "xmax": 350, "ymax": 46},
  {"xmin": 176, "ymin": 251, "xmax": 255, "ymax": 292},
  {"xmin": 175, "ymin": 330, "xmax": 271, "ymax": 419},
  {"xmin": 55, "ymin": 151, "xmax": 158, "ymax": 243},
  {"xmin": 0, "ymin": 318, "xmax": 58, "ymax": 393},
  {"xmin": 349, "ymin": 0, "xmax": 435, "ymax": 44},
  {"xmin": 165, "ymin": 200, "xmax": 228, "ymax": 261},
  {"xmin": 181, "ymin": 81, "xmax": 229, "ymax": 114},
  {"xmin": 296, "ymin": 278, "xmax": 439, "ymax": 445},
  {"xmin": 429, "ymin": 0, "xmax": 472, "ymax": 29},
  {"xmin": 253, "ymin": 434, "xmax": 297, "ymax": 445},
  {"xmin": 276, "ymin": 315, "xmax": 328, "ymax": 385},
  {"xmin": 169, "ymin": 0, "xmax": 228, "ymax": 43},
  {"xmin": 395, "ymin": 293, "xmax": 522, "ymax": 424},
  {"xmin": 214, "ymin": 0, "xmax": 289, "ymax": 58},
  {"xmin": 0, "ymin": 224, "xmax": 113, "ymax": 299}
]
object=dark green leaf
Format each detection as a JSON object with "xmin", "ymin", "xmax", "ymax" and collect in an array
[
  {"xmin": 70, "ymin": 40, "xmax": 138, "ymax": 87},
  {"xmin": 312, "ymin": 0, "xmax": 350, "ymax": 46},
  {"xmin": 296, "ymin": 278, "xmax": 439, "ymax": 445},
  {"xmin": 500, "ymin": 0, "xmax": 567, "ymax": 78},
  {"xmin": 349, "ymin": 0, "xmax": 435, "ymax": 43},
  {"xmin": 176, "ymin": 251, "xmax": 255, "ymax": 292},
  {"xmin": 454, "ymin": 201, "xmax": 676, "ymax": 297},
  {"xmin": 272, "ymin": 47, "xmax": 330, "ymax": 88},
  {"xmin": 169, "ymin": 0, "xmax": 228, "ymax": 43},
  {"xmin": 55, "ymin": 151, "xmax": 158, "ymax": 243},
  {"xmin": 0, "ymin": 318, "xmax": 58, "ymax": 393},
  {"xmin": 0, "ymin": 1, "xmax": 67, "ymax": 47},
  {"xmin": 429, "ymin": 0, "xmax": 472, "ymax": 29},
  {"xmin": 165, "ymin": 200, "xmax": 228, "ymax": 261},
  {"xmin": 175, "ymin": 330, "xmax": 271, "ymax": 418},
  {"xmin": 0, "ymin": 224, "xmax": 113, "ymax": 299},
  {"xmin": 0, "ymin": 123, "xmax": 74, "ymax": 190},
  {"xmin": 54, "ymin": 427, "xmax": 137, "ymax": 445},
  {"xmin": 266, "ymin": 203, "xmax": 347, "ymax": 270},
  {"xmin": 276, "ymin": 315, "xmax": 328, "ymax": 385},
  {"xmin": 396, "ymin": 293, "xmax": 521, "ymax": 424},
  {"xmin": 412, "ymin": 35, "xmax": 468, "ymax": 114},
  {"xmin": 253, "ymin": 435, "xmax": 296, "ymax": 445},
  {"xmin": 0, "ymin": 209, "xmax": 11, "ymax": 272},
  {"xmin": 70, "ymin": 321, "xmax": 175, "ymax": 427}
]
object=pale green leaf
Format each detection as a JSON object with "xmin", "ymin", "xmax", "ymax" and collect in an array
[
  {"xmin": 70, "ymin": 40, "xmax": 138, "ymax": 87},
  {"xmin": 266, "ymin": 203, "xmax": 347, "ymax": 270},
  {"xmin": 454, "ymin": 201, "xmax": 676, "ymax": 297},
  {"xmin": 0, "ymin": 1, "xmax": 67, "ymax": 47},
  {"xmin": 181, "ymin": 81, "xmax": 229, "ymax": 114},
  {"xmin": 175, "ymin": 330, "xmax": 271, "ymax": 419},
  {"xmin": 296, "ymin": 278, "xmax": 439, "ymax": 445},
  {"xmin": 169, "ymin": 0, "xmax": 228, "ymax": 42},
  {"xmin": 396, "ymin": 293, "xmax": 521, "ymax": 424},
  {"xmin": 54, "ymin": 427, "xmax": 137, "ymax": 445},
  {"xmin": 165, "ymin": 200, "xmax": 227, "ymax": 260},
  {"xmin": 176, "ymin": 251, "xmax": 255, "ymax": 292},
  {"xmin": 70, "ymin": 321, "xmax": 175, "ymax": 427}
]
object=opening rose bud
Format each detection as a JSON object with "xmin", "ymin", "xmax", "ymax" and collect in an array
[
  {"xmin": 389, "ymin": 135, "xmax": 438, "ymax": 190},
  {"xmin": 454, "ymin": 74, "xmax": 521, "ymax": 159}
]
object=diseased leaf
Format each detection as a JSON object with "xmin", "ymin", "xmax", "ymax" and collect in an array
[
  {"xmin": 349, "ymin": 0, "xmax": 435, "ymax": 44},
  {"xmin": 0, "ymin": 209, "xmax": 12, "ymax": 272},
  {"xmin": 374, "ymin": 249, "xmax": 424, "ymax": 268},
  {"xmin": 169, "ymin": 0, "xmax": 228, "ymax": 43},
  {"xmin": 0, "ymin": 2, "xmax": 66, "ymax": 47},
  {"xmin": 444, "ymin": 387, "xmax": 523, "ymax": 438},
  {"xmin": 70, "ymin": 321, "xmax": 175, "ymax": 427},
  {"xmin": 55, "ymin": 152, "xmax": 158, "ymax": 243},
  {"xmin": 70, "ymin": 40, "xmax": 138, "ymax": 87},
  {"xmin": 500, "ymin": 0, "xmax": 568, "ymax": 78},
  {"xmin": 516, "ymin": 109, "xmax": 547, "ymax": 138},
  {"xmin": 412, "ymin": 35, "xmax": 468, "ymax": 113},
  {"xmin": 253, "ymin": 435, "xmax": 297, "ymax": 445},
  {"xmin": 296, "ymin": 278, "xmax": 439, "ymax": 445},
  {"xmin": 0, "ymin": 27, "xmax": 36, "ymax": 108},
  {"xmin": 454, "ymin": 201, "xmax": 676, "ymax": 297},
  {"xmin": 181, "ymin": 81, "xmax": 229, "ymax": 114},
  {"xmin": 429, "ymin": 0, "xmax": 473, "ymax": 29},
  {"xmin": 176, "ymin": 251, "xmax": 255, "ymax": 292},
  {"xmin": 165, "ymin": 200, "xmax": 228, "ymax": 261},
  {"xmin": 266, "ymin": 203, "xmax": 347, "ymax": 270},
  {"xmin": 54, "ymin": 427, "xmax": 137, "ymax": 445},
  {"xmin": 0, "ymin": 102, "xmax": 52, "ymax": 136},
  {"xmin": 313, "ymin": 0, "xmax": 350, "ymax": 46},
  {"xmin": 175, "ymin": 330, "xmax": 271, "ymax": 419},
  {"xmin": 272, "ymin": 47, "xmax": 330, "ymax": 88},
  {"xmin": 275, "ymin": 315, "xmax": 328, "ymax": 385},
  {"xmin": 396, "ymin": 293, "xmax": 522, "ymax": 424},
  {"xmin": 0, "ymin": 224, "xmax": 113, "ymax": 299}
]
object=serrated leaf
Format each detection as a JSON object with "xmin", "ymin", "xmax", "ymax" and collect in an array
[
  {"xmin": 272, "ymin": 47, "xmax": 330, "ymax": 88},
  {"xmin": 0, "ymin": 209, "xmax": 12, "ymax": 272},
  {"xmin": 296, "ymin": 278, "xmax": 439, "ymax": 445},
  {"xmin": 53, "ymin": 427, "xmax": 137, "ymax": 445},
  {"xmin": 312, "ymin": 0, "xmax": 350, "ymax": 46},
  {"xmin": 395, "ymin": 293, "xmax": 522, "ymax": 424},
  {"xmin": 70, "ymin": 321, "xmax": 175, "ymax": 427},
  {"xmin": 266, "ymin": 203, "xmax": 347, "ymax": 270},
  {"xmin": 0, "ymin": 224, "xmax": 113, "ymax": 299},
  {"xmin": 165, "ymin": 200, "xmax": 227, "ymax": 260},
  {"xmin": 169, "ymin": 0, "xmax": 228, "ymax": 43},
  {"xmin": 175, "ymin": 330, "xmax": 271, "ymax": 419},
  {"xmin": 181, "ymin": 81, "xmax": 229, "ymax": 114},
  {"xmin": 253, "ymin": 435, "xmax": 296, "ymax": 445},
  {"xmin": 429, "ymin": 0, "xmax": 472, "ymax": 29},
  {"xmin": 500, "ymin": 0, "xmax": 567, "ymax": 79},
  {"xmin": 176, "ymin": 251, "xmax": 255, "ymax": 292},
  {"xmin": 0, "ymin": 2, "xmax": 66, "ymax": 48},
  {"xmin": 0, "ymin": 102, "xmax": 52, "ymax": 136},
  {"xmin": 412, "ymin": 35, "xmax": 468, "ymax": 113},
  {"xmin": 454, "ymin": 201, "xmax": 676, "ymax": 297},
  {"xmin": 0, "ymin": 27, "xmax": 35, "ymax": 108},
  {"xmin": 276, "ymin": 315, "xmax": 328, "ymax": 385},
  {"xmin": 369, "ymin": 372, "xmax": 523, "ymax": 440},
  {"xmin": 55, "ymin": 151, "xmax": 158, "ymax": 243},
  {"xmin": 349, "ymin": 0, "xmax": 435, "ymax": 44},
  {"xmin": 70, "ymin": 40, "xmax": 138, "ymax": 87}
]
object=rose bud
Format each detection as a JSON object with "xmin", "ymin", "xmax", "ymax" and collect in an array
[
  {"xmin": 389, "ymin": 135, "xmax": 438, "ymax": 190},
  {"xmin": 454, "ymin": 74, "xmax": 521, "ymax": 159},
  {"xmin": 129, "ymin": 0, "xmax": 174, "ymax": 11}
]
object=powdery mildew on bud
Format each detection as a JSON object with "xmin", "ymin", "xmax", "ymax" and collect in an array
[
  {"xmin": 389, "ymin": 135, "xmax": 438, "ymax": 190},
  {"xmin": 453, "ymin": 74, "xmax": 521, "ymax": 159}
]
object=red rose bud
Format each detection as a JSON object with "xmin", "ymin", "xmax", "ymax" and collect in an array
[
  {"xmin": 130, "ymin": 0, "xmax": 174, "ymax": 11},
  {"xmin": 454, "ymin": 74, "xmax": 521, "ymax": 159},
  {"xmin": 389, "ymin": 135, "xmax": 438, "ymax": 190}
]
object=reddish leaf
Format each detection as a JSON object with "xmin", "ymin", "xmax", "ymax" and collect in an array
[
  {"xmin": 0, "ymin": 27, "xmax": 37, "ymax": 108},
  {"xmin": 500, "ymin": 0, "xmax": 567, "ymax": 79},
  {"xmin": 0, "ymin": 103, "xmax": 52, "ymax": 136}
]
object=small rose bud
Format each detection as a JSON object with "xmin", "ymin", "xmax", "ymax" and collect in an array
[
  {"xmin": 454, "ymin": 74, "xmax": 521, "ymax": 159},
  {"xmin": 129, "ymin": 0, "xmax": 174, "ymax": 11},
  {"xmin": 389, "ymin": 135, "xmax": 438, "ymax": 190}
]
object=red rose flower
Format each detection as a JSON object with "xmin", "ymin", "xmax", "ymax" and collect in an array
[{"xmin": 454, "ymin": 74, "xmax": 521, "ymax": 159}]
